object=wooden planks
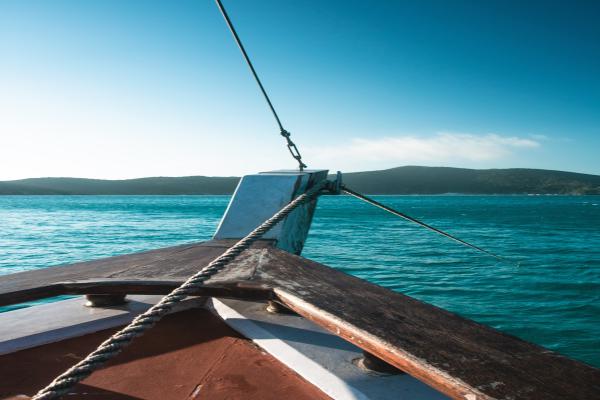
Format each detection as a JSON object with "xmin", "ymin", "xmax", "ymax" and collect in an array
[
  {"xmin": 0, "ymin": 240, "xmax": 599, "ymax": 399},
  {"xmin": 262, "ymin": 249, "xmax": 600, "ymax": 400},
  {"xmin": 0, "ymin": 240, "xmax": 270, "ymax": 306}
]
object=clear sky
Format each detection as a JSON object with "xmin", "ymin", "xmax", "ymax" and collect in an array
[{"xmin": 1, "ymin": 0, "xmax": 599, "ymax": 180}]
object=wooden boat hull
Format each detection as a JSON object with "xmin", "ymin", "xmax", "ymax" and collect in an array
[
  {"xmin": 1, "ymin": 307, "xmax": 329, "ymax": 400},
  {"xmin": 1, "ymin": 240, "xmax": 599, "ymax": 399}
]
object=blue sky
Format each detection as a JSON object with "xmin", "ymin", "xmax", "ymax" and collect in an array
[{"xmin": 1, "ymin": 0, "xmax": 598, "ymax": 179}]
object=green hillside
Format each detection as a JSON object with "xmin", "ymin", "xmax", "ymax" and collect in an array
[
  {"xmin": 1, "ymin": 167, "xmax": 598, "ymax": 195},
  {"xmin": 338, "ymin": 166, "xmax": 600, "ymax": 195},
  {"xmin": 0, "ymin": 176, "xmax": 239, "ymax": 195}
]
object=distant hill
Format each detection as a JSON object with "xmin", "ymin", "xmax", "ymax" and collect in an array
[
  {"xmin": 0, "ymin": 167, "xmax": 599, "ymax": 195},
  {"xmin": 0, "ymin": 176, "xmax": 239, "ymax": 195},
  {"xmin": 339, "ymin": 166, "xmax": 600, "ymax": 195}
]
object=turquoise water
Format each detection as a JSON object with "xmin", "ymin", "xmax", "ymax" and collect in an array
[{"xmin": 1, "ymin": 195, "xmax": 599, "ymax": 367}]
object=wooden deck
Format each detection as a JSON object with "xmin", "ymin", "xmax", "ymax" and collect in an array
[{"xmin": 1, "ymin": 240, "xmax": 599, "ymax": 400}]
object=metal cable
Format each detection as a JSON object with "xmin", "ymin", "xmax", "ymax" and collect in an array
[
  {"xmin": 342, "ymin": 186, "xmax": 508, "ymax": 263},
  {"xmin": 32, "ymin": 181, "xmax": 327, "ymax": 400},
  {"xmin": 215, "ymin": 0, "xmax": 307, "ymax": 170}
]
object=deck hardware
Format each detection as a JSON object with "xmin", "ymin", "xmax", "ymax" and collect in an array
[
  {"xmin": 356, "ymin": 351, "xmax": 404, "ymax": 375},
  {"xmin": 324, "ymin": 171, "xmax": 343, "ymax": 194},
  {"xmin": 84, "ymin": 294, "xmax": 127, "ymax": 308},
  {"xmin": 265, "ymin": 300, "xmax": 296, "ymax": 315},
  {"xmin": 214, "ymin": 170, "xmax": 328, "ymax": 255}
]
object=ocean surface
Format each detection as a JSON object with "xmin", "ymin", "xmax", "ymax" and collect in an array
[{"xmin": 1, "ymin": 195, "xmax": 599, "ymax": 367}]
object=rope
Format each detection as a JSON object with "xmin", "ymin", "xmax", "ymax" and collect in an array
[
  {"xmin": 214, "ymin": 0, "xmax": 307, "ymax": 171},
  {"xmin": 342, "ymin": 186, "xmax": 508, "ymax": 263},
  {"xmin": 32, "ymin": 181, "xmax": 327, "ymax": 400}
]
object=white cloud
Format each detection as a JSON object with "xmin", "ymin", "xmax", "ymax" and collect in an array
[{"xmin": 305, "ymin": 132, "xmax": 540, "ymax": 171}]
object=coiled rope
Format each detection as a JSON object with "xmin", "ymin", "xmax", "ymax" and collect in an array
[{"xmin": 32, "ymin": 181, "xmax": 327, "ymax": 400}]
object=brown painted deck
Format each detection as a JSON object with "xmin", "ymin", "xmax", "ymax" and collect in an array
[
  {"xmin": 1, "ymin": 240, "xmax": 599, "ymax": 399},
  {"xmin": 0, "ymin": 308, "xmax": 330, "ymax": 400}
]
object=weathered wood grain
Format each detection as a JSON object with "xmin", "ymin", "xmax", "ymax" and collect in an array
[
  {"xmin": 0, "ymin": 240, "xmax": 271, "ymax": 306},
  {"xmin": 61, "ymin": 279, "xmax": 271, "ymax": 300},
  {"xmin": 260, "ymin": 248, "xmax": 600, "ymax": 400},
  {"xmin": 0, "ymin": 240, "xmax": 598, "ymax": 399}
]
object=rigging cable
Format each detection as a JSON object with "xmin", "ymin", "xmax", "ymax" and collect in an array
[
  {"xmin": 215, "ymin": 0, "xmax": 307, "ymax": 170},
  {"xmin": 342, "ymin": 186, "xmax": 509, "ymax": 263}
]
